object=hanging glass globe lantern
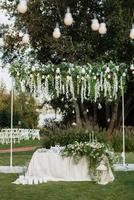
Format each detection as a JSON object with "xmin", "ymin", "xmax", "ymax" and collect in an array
[
  {"xmin": 91, "ymin": 18, "xmax": 100, "ymax": 31},
  {"xmin": 64, "ymin": 7, "xmax": 73, "ymax": 26},
  {"xmin": 99, "ymin": 23, "xmax": 107, "ymax": 34},
  {"xmin": 17, "ymin": 0, "xmax": 28, "ymax": 14},
  {"xmin": 72, "ymin": 122, "xmax": 76, "ymax": 126},
  {"xmin": 22, "ymin": 33, "xmax": 30, "ymax": 44},
  {"xmin": 98, "ymin": 103, "xmax": 102, "ymax": 109},
  {"xmin": 72, "ymin": 110, "xmax": 75, "ymax": 114},
  {"xmin": 53, "ymin": 23, "xmax": 61, "ymax": 39},
  {"xmin": 130, "ymin": 24, "xmax": 134, "ymax": 39}
]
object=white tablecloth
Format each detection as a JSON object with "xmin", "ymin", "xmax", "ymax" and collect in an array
[
  {"xmin": 14, "ymin": 149, "xmax": 114, "ymax": 185},
  {"xmin": 27, "ymin": 151, "xmax": 91, "ymax": 181}
]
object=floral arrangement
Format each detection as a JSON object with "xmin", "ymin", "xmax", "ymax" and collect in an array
[
  {"xmin": 10, "ymin": 61, "xmax": 131, "ymax": 103},
  {"xmin": 61, "ymin": 141, "xmax": 116, "ymax": 174}
]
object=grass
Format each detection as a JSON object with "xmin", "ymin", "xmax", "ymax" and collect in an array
[
  {"xmin": 0, "ymin": 152, "xmax": 134, "ymax": 200},
  {"xmin": 0, "ymin": 139, "xmax": 41, "ymax": 149},
  {"xmin": 117, "ymin": 152, "xmax": 134, "ymax": 163},
  {"xmin": 0, "ymin": 151, "xmax": 33, "ymax": 166},
  {"xmin": 0, "ymin": 172, "xmax": 134, "ymax": 200},
  {"xmin": 0, "ymin": 151, "xmax": 134, "ymax": 166}
]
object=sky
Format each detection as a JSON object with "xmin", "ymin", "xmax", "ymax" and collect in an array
[{"xmin": 0, "ymin": 11, "xmax": 12, "ymax": 91}]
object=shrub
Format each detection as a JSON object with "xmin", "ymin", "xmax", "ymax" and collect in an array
[{"xmin": 41, "ymin": 125, "xmax": 134, "ymax": 152}]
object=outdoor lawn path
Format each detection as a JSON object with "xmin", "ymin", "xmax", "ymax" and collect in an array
[{"xmin": 0, "ymin": 146, "xmax": 39, "ymax": 153}]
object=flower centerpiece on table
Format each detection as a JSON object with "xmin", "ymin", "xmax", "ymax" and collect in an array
[{"xmin": 61, "ymin": 141, "xmax": 116, "ymax": 176}]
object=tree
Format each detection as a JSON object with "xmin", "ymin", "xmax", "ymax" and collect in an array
[
  {"xmin": 14, "ymin": 92, "xmax": 39, "ymax": 128},
  {"xmin": 0, "ymin": 84, "xmax": 39, "ymax": 128},
  {"xmin": 1, "ymin": 0, "xmax": 134, "ymax": 132},
  {"xmin": 1, "ymin": 0, "xmax": 134, "ymax": 64},
  {"xmin": 0, "ymin": 83, "xmax": 11, "ymax": 127}
]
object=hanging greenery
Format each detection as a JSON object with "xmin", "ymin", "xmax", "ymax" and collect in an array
[{"xmin": 10, "ymin": 61, "xmax": 129, "ymax": 103}]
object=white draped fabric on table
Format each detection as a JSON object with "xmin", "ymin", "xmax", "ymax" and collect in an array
[{"xmin": 14, "ymin": 148, "xmax": 114, "ymax": 185}]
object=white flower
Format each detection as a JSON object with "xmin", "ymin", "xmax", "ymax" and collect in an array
[
  {"xmin": 105, "ymin": 67, "xmax": 110, "ymax": 73},
  {"xmin": 81, "ymin": 68, "xmax": 86, "ymax": 74},
  {"xmin": 130, "ymin": 64, "xmax": 134, "ymax": 70}
]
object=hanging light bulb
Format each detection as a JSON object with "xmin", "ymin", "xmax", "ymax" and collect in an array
[
  {"xmin": 64, "ymin": 7, "xmax": 73, "ymax": 26},
  {"xmin": 17, "ymin": 0, "xmax": 28, "ymax": 14},
  {"xmin": 53, "ymin": 23, "xmax": 61, "ymax": 39},
  {"xmin": 130, "ymin": 24, "xmax": 134, "ymax": 39},
  {"xmin": 22, "ymin": 33, "xmax": 30, "ymax": 44},
  {"xmin": 91, "ymin": 18, "xmax": 100, "ymax": 31},
  {"xmin": 99, "ymin": 22, "xmax": 107, "ymax": 35}
]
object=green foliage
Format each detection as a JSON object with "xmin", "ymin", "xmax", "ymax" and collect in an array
[
  {"xmin": 1, "ymin": 0, "xmax": 134, "ymax": 64},
  {"xmin": 0, "ymin": 86, "xmax": 39, "ymax": 128},
  {"xmin": 0, "ymin": 86, "xmax": 12, "ymax": 127},
  {"xmin": 111, "ymin": 129, "xmax": 134, "ymax": 152},
  {"xmin": 14, "ymin": 93, "xmax": 39, "ymax": 128},
  {"xmin": 41, "ymin": 125, "xmax": 134, "ymax": 152}
]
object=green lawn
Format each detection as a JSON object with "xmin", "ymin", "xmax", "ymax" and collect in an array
[
  {"xmin": 0, "ymin": 171, "xmax": 134, "ymax": 200},
  {"xmin": 0, "ymin": 151, "xmax": 134, "ymax": 166},
  {"xmin": 0, "ymin": 151, "xmax": 34, "ymax": 166},
  {"xmin": 0, "ymin": 152, "xmax": 134, "ymax": 200},
  {"xmin": 0, "ymin": 139, "xmax": 41, "ymax": 149}
]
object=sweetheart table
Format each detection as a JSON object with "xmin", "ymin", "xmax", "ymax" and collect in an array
[{"xmin": 13, "ymin": 148, "xmax": 114, "ymax": 185}]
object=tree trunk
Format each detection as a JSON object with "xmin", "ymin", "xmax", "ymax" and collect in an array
[
  {"xmin": 105, "ymin": 103, "xmax": 110, "ymax": 123},
  {"xmin": 73, "ymin": 100, "xmax": 82, "ymax": 126},
  {"xmin": 80, "ymin": 103, "xmax": 88, "ymax": 123},
  {"xmin": 107, "ymin": 102, "xmax": 118, "ymax": 136}
]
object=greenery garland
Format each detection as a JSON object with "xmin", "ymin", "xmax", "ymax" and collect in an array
[{"xmin": 9, "ymin": 61, "xmax": 129, "ymax": 103}]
